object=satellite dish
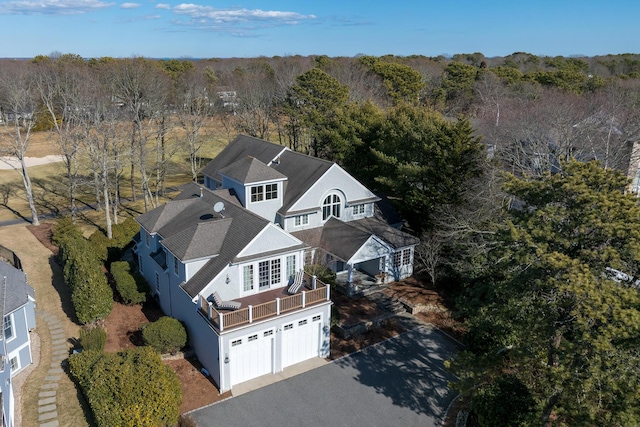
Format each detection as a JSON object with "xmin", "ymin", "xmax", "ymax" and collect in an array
[{"xmin": 213, "ymin": 202, "xmax": 225, "ymax": 213}]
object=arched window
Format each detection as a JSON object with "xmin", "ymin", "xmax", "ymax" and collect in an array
[{"xmin": 322, "ymin": 194, "xmax": 341, "ymax": 220}]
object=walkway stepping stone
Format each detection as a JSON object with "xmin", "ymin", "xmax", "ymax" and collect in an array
[
  {"xmin": 38, "ymin": 411, "xmax": 58, "ymax": 421},
  {"xmin": 39, "ymin": 404, "xmax": 57, "ymax": 413},
  {"xmin": 42, "ymin": 383, "xmax": 59, "ymax": 389},
  {"xmin": 39, "ymin": 397, "xmax": 56, "ymax": 405},
  {"xmin": 48, "ymin": 367, "xmax": 63, "ymax": 374},
  {"xmin": 40, "ymin": 421, "xmax": 60, "ymax": 427},
  {"xmin": 38, "ymin": 412, "xmax": 58, "ymax": 422},
  {"xmin": 39, "ymin": 391, "xmax": 56, "ymax": 398},
  {"xmin": 44, "ymin": 375, "xmax": 61, "ymax": 382}
]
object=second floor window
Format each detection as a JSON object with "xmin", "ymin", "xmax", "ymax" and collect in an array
[
  {"xmin": 3, "ymin": 315, "xmax": 12, "ymax": 340},
  {"xmin": 322, "ymin": 194, "xmax": 341, "ymax": 220},
  {"xmin": 286, "ymin": 255, "xmax": 296, "ymax": 280},
  {"xmin": 243, "ymin": 265, "xmax": 254, "ymax": 292},
  {"xmin": 265, "ymin": 183, "xmax": 277, "ymax": 200},
  {"xmin": 174, "ymin": 257, "xmax": 179, "ymax": 276},
  {"xmin": 294, "ymin": 214, "xmax": 308, "ymax": 226},
  {"xmin": 251, "ymin": 185, "xmax": 264, "ymax": 202},
  {"xmin": 353, "ymin": 204, "xmax": 365, "ymax": 215}
]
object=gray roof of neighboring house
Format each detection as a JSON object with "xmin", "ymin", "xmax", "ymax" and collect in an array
[
  {"xmin": 0, "ymin": 260, "xmax": 35, "ymax": 314},
  {"xmin": 200, "ymin": 135, "xmax": 334, "ymax": 215},
  {"xmin": 292, "ymin": 217, "xmax": 420, "ymax": 262},
  {"xmin": 201, "ymin": 135, "xmax": 286, "ymax": 182},
  {"xmin": 136, "ymin": 183, "xmax": 271, "ymax": 298},
  {"xmin": 219, "ymin": 156, "xmax": 287, "ymax": 184}
]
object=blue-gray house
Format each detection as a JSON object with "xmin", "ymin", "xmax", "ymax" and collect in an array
[{"xmin": 0, "ymin": 257, "xmax": 36, "ymax": 427}]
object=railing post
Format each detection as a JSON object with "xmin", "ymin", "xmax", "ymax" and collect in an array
[
  {"xmin": 302, "ymin": 291, "xmax": 306, "ymax": 308},
  {"xmin": 248, "ymin": 305, "xmax": 253, "ymax": 323},
  {"xmin": 276, "ymin": 298, "xmax": 280, "ymax": 315},
  {"xmin": 326, "ymin": 284, "xmax": 330, "ymax": 301},
  {"xmin": 218, "ymin": 312, "xmax": 224, "ymax": 332},
  {"xmin": 311, "ymin": 275, "xmax": 317, "ymax": 290}
]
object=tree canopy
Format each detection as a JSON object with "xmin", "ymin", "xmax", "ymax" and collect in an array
[{"xmin": 452, "ymin": 160, "xmax": 640, "ymax": 426}]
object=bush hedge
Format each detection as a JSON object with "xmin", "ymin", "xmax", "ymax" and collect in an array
[
  {"xmin": 69, "ymin": 347, "xmax": 182, "ymax": 427},
  {"xmin": 89, "ymin": 217, "xmax": 141, "ymax": 263},
  {"xmin": 304, "ymin": 264, "xmax": 337, "ymax": 285},
  {"xmin": 111, "ymin": 261, "xmax": 147, "ymax": 305},
  {"xmin": 79, "ymin": 326, "xmax": 107, "ymax": 352},
  {"xmin": 53, "ymin": 217, "xmax": 113, "ymax": 324},
  {"xmin": 142, "ymin": 316, "xmax": 187, "ymax": 354}
]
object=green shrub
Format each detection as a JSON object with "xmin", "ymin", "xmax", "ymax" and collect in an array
[
  {"xmin": 473, "ymin": 375, "xmax": 536, "ymax": 427},
  {"xmin": 79, "ymin": 326, "xmax": 107, "ymax": 352},
  {"xmin": 88, "ymin": 230, "xmax": 109, "ymax": 262},
  {"xmin": 111, "ymin": 261, "xmax": 147, "ymax": 305},
  {"xmin": 304, "ymin": 264, "xmax": 337, "ymax": 285},
  {"xmin": 69, "ymin": 347, "xmax": 182, "ymax": 427},
  {"xmin": 53, "ymin": 218, "xmax": 113, "ymax": 324},
  {"xmin": 72, "ymin": 267, "xmax": 113, "ymax": 324},
  {"xmin": 142, "ymin": 316, "xmax": 187, "ymax": 354},
  {"xmin": 111, "ymin": 218, "xmax": 140, "ymax": 249}
]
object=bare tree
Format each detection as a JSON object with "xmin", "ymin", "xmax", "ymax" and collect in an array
[
  {"xmin": 0, "ymin": 63, "xmax": 40, "ymax": 225},
  {"xmin": 33, "ymin": 54, "xmax": 87, "ymax": 222}
]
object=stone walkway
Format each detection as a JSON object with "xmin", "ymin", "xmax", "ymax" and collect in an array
[{"xmin": 35, "ymin": 309, "xmax": 70, "ymax": 427}]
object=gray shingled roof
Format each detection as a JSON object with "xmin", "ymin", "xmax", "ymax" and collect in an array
[
  {"xmin": 137, "ymin": 182, "xmax": 273, "ymax": 298},
  {"xmin": 270, "ymin": 149, "xmax": 333, "ymax": 214},
  {"xmin": 219, "ymin": 156, "xmax": 287, "ymax": 184},
  {"xmin": 0, "ymin": 260, "xmax": 35, "ymax": 314},
  {"xmin": 292, "ymin": 217, "xmax": 420, "ymax": 262},
  {"xmin": 201, "ymin": 135, "xmax": 286, "ymax": 182}
]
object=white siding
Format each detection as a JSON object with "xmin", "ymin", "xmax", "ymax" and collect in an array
[{"xmin": 237, "ymin": 224, "xmax": 303, "ymax": 259}]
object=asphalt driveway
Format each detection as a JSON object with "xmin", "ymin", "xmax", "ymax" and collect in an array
[{"xmin": 190, "ymin": 325, "xmax": 460, "ymax": 427}]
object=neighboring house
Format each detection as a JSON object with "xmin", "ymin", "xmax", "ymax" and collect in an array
[
  {"xmin": 135, "ymin": 135, "xmax": 418, "ymax": 392},
  {"xmin": 0, "ymin": 255, "xmax": 36, "ymax": 427}
]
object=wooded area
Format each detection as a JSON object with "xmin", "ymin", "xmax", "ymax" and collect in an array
[{"xmin": 2, "ymin": 51, "xmax": 640, "ymax": 425}]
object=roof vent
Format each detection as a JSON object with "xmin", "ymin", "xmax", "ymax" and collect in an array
[{"xmin": 200, "ymin": 187, "xmax": 204, "ymax": 198}]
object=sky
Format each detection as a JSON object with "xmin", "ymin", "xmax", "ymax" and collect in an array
[{"xmin": 0, "ymin": 0, "xmax": 638, "ymax": 59}]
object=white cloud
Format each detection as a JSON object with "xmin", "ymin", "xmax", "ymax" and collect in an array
[
  {"xmin": 168, "ymin": 4, "xmax": 315, "ymax": 32},
  {"xmin": 155, "ymin": 3, "xmax": 170, "ymax": 10},
  {"xmin": 0, "ymin": 0, "xmax": 115, "ymax": 15},
  {"xmin": 120, "ymin": 2, "xmax": 140, "ymax": 9}
]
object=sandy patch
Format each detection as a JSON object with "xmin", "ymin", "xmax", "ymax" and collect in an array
[{"xmin": 0, "ymin": 155, "xmax": 65, "ymax": 170}]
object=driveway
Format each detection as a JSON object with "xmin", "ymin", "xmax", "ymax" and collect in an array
[{"xmin": 190, "ymin": 325, "xmax": 459, "ymax": 427}]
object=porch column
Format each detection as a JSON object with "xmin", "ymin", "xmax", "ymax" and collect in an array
[{"xmin": 347, "ymin": 263, "xmax": 354, "ymax": 283}]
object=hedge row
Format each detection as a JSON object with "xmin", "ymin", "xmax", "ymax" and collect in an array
[
  {"xmin": 88, "ymin": 218, "xmax": 140, "ymax": 263},
  {"xmin": 111, "ymin": 261, "xmax": 148, "ymax": 305},
  {"xmin": 69, "ymin": 347, "xmax": 182, "ymax": 427},
  {"xmin": 53, "ymin": 217, "xmax": 113, "ymax": 324}
]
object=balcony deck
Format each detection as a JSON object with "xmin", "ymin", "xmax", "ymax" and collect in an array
[{"xmin": 199, "ymin": 273, "xmax": 331, "ymax": 333}]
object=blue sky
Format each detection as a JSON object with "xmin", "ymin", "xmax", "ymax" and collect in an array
[{"xmin": 0, "ymin": 0, "xmax": 637, "ymax": 59}]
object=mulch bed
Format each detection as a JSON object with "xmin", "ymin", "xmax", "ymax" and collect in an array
[{"xmin": 27, "ymin": 222, "xmax": 58, "ymax": 255}]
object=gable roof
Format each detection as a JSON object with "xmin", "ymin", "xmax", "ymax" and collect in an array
[
  {"xmin": 219, "ymin": 156, "xmax": 287, "ymax": 184},
  {"xmin": 136, "ymin": 183, "xmax": 272, "ymax": 297},
  {"xmin": 0, "ymin": 259, "xmax": 35, "ymax": 314},
  {"xmin": 269, "ymin": 150, "xmax": 334, "ymax": 214},
  {"xmin": 201, "ymin": 135, "xmax": 287, "ymax": 182},
  {"xmin": 292, "ymin": 216, "xmax": 420, "ymax": 262}
]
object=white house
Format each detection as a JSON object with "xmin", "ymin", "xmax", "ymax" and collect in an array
[
  {"xmin": 135, "ymin": 135, "xmax": 419, "ymax": 392},
  {"xmin": 0, "ymin": 256, "xmax": 36, "ymax": 427}
]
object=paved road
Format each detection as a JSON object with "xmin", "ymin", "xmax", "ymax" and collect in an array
[{"xmin": 190, "ymin": 326, "xmax": 459, "ymax": 427}]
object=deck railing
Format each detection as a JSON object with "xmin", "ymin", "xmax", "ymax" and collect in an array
[{"xmin": 199, "ymin": 273, "xmax": 331, "ymax": 332}]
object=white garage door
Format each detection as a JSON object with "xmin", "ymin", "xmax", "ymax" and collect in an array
[
  {"xmin": 229, "ymin": 328, "xmax": 274, "ymax": 386},
  {"xmin": 281, "ymin": 314, "xmax": 322, "ymax": 368}
]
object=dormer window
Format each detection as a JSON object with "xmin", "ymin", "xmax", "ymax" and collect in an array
[
  {"xmin": 251, "ymin": 183, "xmax": 278, "ymax": 203},
  {"xmin": 322, "ymin": 194, "xmax": 341, "ymax": 220},
  {"xmin": 353, "ymin": 204, "xmax": 365, "ymax": 215},
  {"xmin": 265, "ymin": 183, "xmax": 278, "ymax": 200},
  {"xmin": 251, "ymin": 185, "xmax": 264, "ymax": 202}
]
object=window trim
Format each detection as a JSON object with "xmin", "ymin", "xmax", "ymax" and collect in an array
[
  {"xmin": 322, "ymin": 193, "xmax": 342, "ymax": 221},
  {"xmin": 294, "ymin": 214, "xmax": 309, "ymax": 227},
  {"xmin": 9, "ymin": 356, "xmax": 19, "ymax": 373},
  {"xmin": 265, "ymin": 183, "xmax": 278, "ymax": 200},
  {"xmin": 251, "ymin": 185, "xmax": 264, "ymax": 202},
  {"xmin": 3, "ymin": 314, "xmax": 13, "ymax": 341},
  {"xmin": 243, "ymin": 265, "xmax": 254, "ymax": 292}
]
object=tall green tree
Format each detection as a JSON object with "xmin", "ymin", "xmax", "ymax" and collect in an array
[
  {"xmin": 370, "ymin": 105, "xmax": 484, "ymax": 233},
  {"xmin": 284, "ymin": 67, "xmax": 349, "ymax": 159},
  {"xmin": 452, "ymin": 161, "xmax": 640, "ymax": 426}
]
